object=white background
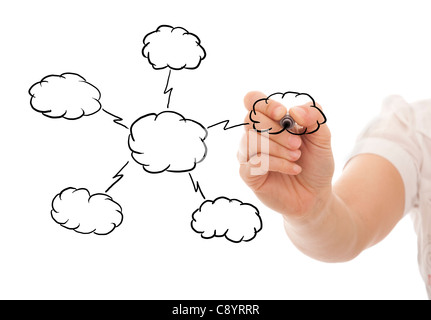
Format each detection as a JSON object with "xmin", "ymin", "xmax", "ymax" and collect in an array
[{"xmin": 1, "ymin": 0, "xmax": 430, "ymax": 299}]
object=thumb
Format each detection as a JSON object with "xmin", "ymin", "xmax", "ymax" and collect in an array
[{"xmin": 289, "ymin": 102, "xmax": 331, "ymax": 145}]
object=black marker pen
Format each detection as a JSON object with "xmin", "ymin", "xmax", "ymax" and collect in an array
[{"xmin": 279, "ymin": 114, "xmax": 296, "ymax": 130}]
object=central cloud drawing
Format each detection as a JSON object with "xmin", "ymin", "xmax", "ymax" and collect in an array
[{"xmin": 128, "ymin": 110, "xmax": 208, "ymax": 174}]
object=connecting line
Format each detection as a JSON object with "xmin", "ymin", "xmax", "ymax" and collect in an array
[
  {"xmin": 188, "ymin": 172, "xmax": 206, "ymax": 200},
  {"xmin": 102, "ymin": 108, "xmax": 129, "ymax": 130},
  {"xmin": 105, "ymin": 161, "xmax": 130, "ymax": 193},
  {"xmin": 164, "ymin": 69, "xmax": 173, "ymax": 109},
  {"xmin": 207, "ymin": 120, "xmax": 249, "ymax": 130}
]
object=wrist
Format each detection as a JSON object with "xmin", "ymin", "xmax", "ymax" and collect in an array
[
  {"xmin": 282, "ymin": 187, "xmax": 334, "ymax": 228},
  {"xmin": 282, "ymin": 191, "xmax": 361, "ymax": 262}
]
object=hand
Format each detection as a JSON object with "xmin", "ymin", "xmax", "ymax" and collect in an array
[{"xmin": 238, "ymin": 91, "xmax": 334, "ymax": 219}]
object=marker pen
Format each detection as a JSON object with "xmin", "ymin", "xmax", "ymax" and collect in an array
[{"xmin": 279, "ymin": 114, "xmax": 295, "ymax": 130}]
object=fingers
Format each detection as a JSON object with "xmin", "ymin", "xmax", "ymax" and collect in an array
[
  {"xmin": 243, "ymin": 109, "xmax": 302, "ymax": 149},
  {"xmin": 239, "ymin": 153, "xmax": 302, "ymax": 178},
  {"xmin": 244, "ymin": 91, "xmax": 287, "ymax": 121},
  {"xmin": 289, "ymin": 103, "xmax": 326, "ymax": 134},
  {"xmin": 237, "ymin": 129, "xmax": 302, "ymax": 180},
  {"xmin": 289, "ymin": 102, "xmax": 331, "ymax": 145},
  {"xmin": 237, "ymin": 130, "xmax": 301, "ymax": 163},
  {"xmin": 245, "ymin": 91, "xmax": 288, "ymax": 136},
  {"xmin": 244, "ymin": 91, "xmax": 327, "ymax": 137},
  {"xmin": 244, "ymin": 91, "xmax": 265, "ymax": 111}
]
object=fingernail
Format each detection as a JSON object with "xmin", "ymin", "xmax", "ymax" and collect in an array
[
  {"xmin": 291, "ymin": 106, "xmax": 307, "ymax": 121},
  {"xmin": 249, "ymin": 156, "xmax": 261, "ymax": 166},
  {"xmin": 288, "ymin": 150, "xmax": 301, "ymax": 161},
  {"xmin": 292, "ymin": 164, "xmax": 302, "ymax": 174},
  {"xmin": 273, "ymin": 105, "xmax": 287, "ymax": 120},
  {"xmin": 287, "ymin": 134, "xmax": 301, "ymax": 149}
]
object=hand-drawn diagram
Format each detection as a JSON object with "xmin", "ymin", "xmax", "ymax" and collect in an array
[
  {"xmin": 191, "ymin": 197, "xmax": 262, "ymax": 243},
  {"xmin": 28, "ymin": 25, "xmax": 262, "ymax": 243},
  {"xmin": 128, "ymin": 110, "xmax": 208, "ymax": 174},
  {"xmin": 142, "ymin": 25, "xmax": 206, "ymax": 109},
  {"xmin": 250, "ymin": 91, "xmax": 327, "ymax": 135},
  {"xmin": 28, "ymin": 25, "xmax": 325, "ymax": 242},
  {"xmin": 29, "ymin": 73, "xmax": 102, "ymax": 120},
  {"xmin": 51, "ymin": 187, "xmax": 123, "ymax": 235},
  {"xmin": 29, "ymin": 72, "xmax": 129, "ymax": 129}
]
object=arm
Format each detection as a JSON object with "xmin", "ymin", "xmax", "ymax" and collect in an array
[
  {"xmin": 239, "ymin": 91, "xmax": 405, "ymax": 262},
  {"xmin": 284, "ymin": 153, "xmax": 404, "ymax": 262}
]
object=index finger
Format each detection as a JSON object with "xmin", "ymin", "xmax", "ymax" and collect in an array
[{"xmin": 244, "ymin": 91, "xmax": 287, "ymax": 121}]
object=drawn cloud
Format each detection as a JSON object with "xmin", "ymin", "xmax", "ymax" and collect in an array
[
  {"xmin": 51, "ymin": 187, "xmax": 123, "ymax": 235},
  {"xmin": 250, "ymin": 91, "xmax": 326, "ymax": 135},
  {"xmin": 191, "ymin": 197, "xmax": 262, "ymax": 243},
  {"xmin": 29, "ymin": 72, "xmax": 102, "ymax": 120},
  {"xmin": 128, "ymin": 111, "xmax": 208, "ymax": 173},
  {"xmin": 142, "ymin": 25, "xmax": 206, "ymax": 70}
]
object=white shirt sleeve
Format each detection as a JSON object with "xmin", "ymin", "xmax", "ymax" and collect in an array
[{"xmin": 346, "ymin": 95, "xmax": 421, "ymax": 215}]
